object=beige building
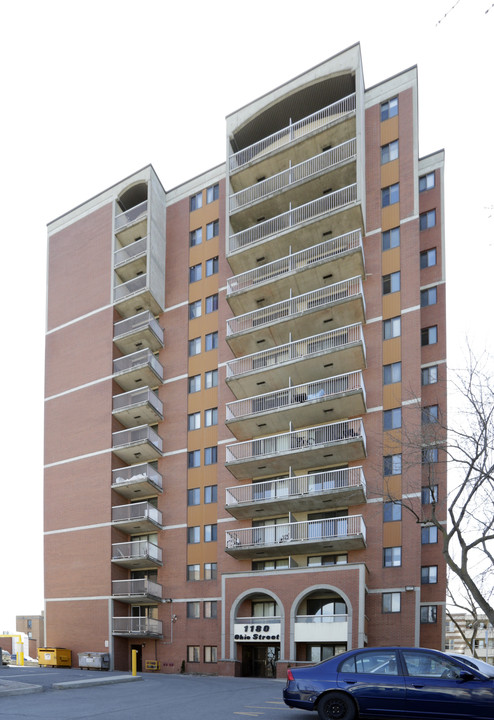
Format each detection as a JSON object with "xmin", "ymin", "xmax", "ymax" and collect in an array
[{"xmin": 446, "ymin": 614, "xmax": 494, "ymax": 665}]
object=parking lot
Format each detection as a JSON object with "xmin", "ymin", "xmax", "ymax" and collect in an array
[{"xmin": 0, "ymin": 666, "xmax": 305, "ymax": 720}]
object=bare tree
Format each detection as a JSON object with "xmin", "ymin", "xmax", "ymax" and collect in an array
[{"xmin": 446, "ymin": 582, "xmax": 486, "ymax": 658}]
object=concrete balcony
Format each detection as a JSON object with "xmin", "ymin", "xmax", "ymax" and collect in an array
[
  {"xmin": 111, "ymin": 539, "xmax": 163, "ymax": 569},
  {"xmin": 294, "ymin": 615, "xmax": 348, "ymax": 643},
  {"xmin": 226, "ymin": 277, "xmax": 365, "ymax": 358},
  {"xmin": 226, "ymin": 324, "xmax": 366, "ymax": 399},
  {"xmin": 112, "ymin": 387, "xmax": 163, "ymax": 428},
  {"xmin": 113, "ymin": 310, "xmax": 164, "ymax": 355},
  {"xmin": 225, "ymin": 514, "xmax": 366, "ymax": 558},
  {"xmin": 112, "ymin": 501, "xmax": 163, "ymax": 534},
  {"xmin": 227, "ymin": 229, "xmax": 364, "ymax": 315},
  {"xmin": 225, "ymin": 418, "xmax": 366, "ymax": 480},
  {"xmin": 226, "ymin": 371, "xmax": 366, "ymax": 441},
  {"xmin": 113, "ymin": 348, "xmax": 163, "ymax": 392},
  {"xmin": 114, "ymin": 199, "xmax": 147, "ymax": 243},
  {"xmin": 112, "ymin": 463, "xmax": 163, "ymax": 499},
  {"xmin": 112, "ymin": 425, "xmax": 163, "ymax": 464},
  {"xmin": 112, "ymin": 578, "xmax": 163, "ymax": 605},
  {"xmin": 112, "ymin": 616, "xmax": 162, "ymax": 638},
  {"xmin": 113, "ymin": 273, "xmax": 163, "ymax": 318},
  {"xmin": 225, "ymin": 467, "xmax": 366, "ymax": 519},
  {"xmin": 113, "ymin": 236, "xmax": 147, "ymax": 282}
]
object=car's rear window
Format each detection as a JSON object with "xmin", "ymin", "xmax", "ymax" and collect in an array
[{"xmin": 340, "ymin": 650, "xmax": 399, "ymax": 675}]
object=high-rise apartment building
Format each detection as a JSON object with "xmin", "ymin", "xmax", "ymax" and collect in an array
[{"xmin": 44, "ymin": 44, "xmax": 447, "ymax": 676}]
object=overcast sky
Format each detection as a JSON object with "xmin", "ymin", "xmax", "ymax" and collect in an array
[{"xmin": 1, "ymin": 0, "xmax": 492, "ymax": 634}]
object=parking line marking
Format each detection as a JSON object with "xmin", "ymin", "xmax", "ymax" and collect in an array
[{"xmin": 234, "ymin": 713, "xmax": 262, "ymax": 717}]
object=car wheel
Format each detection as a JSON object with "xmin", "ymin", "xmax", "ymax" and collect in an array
[{"xmin": 317, "ymin": 692, "xmax": 356, "ymax": 720}]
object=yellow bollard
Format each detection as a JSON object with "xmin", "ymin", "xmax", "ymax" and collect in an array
[
  {"xmin": 19, "ymin": 652, "xmax": 24, "ymax": 666},
  {"xmin": 131, "ymin": 649, "xmax": 137, "ymax": 676}
]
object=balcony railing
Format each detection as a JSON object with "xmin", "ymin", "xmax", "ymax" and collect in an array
[
  {"xmin": 114, "ymin": 236, "xmax": 147, "ymax": 267},
  {"xmin": 228, "ymin": 184, "xmax": 357, "ymax": 254},
  {"xmin": 225, "ymin": 418, "xmax": 365, "ymax": 463},
  {"xmin": 226, "ymin": 371, "xmax": 364, "ymax": 422},
  {"xmin": 229, "ymin": 139, "xmax": 356, "ymax": 212},
  {"xmin": 226, "ymin": 467, "xmax": 365, "ymax": 506},
  {"xmin": 112, "ymin": 463, "xmax": 163, "ymax": 492},
  {"xmin": 226, "ymin": 323, "xmax": 364, "ymax": 379},
  {"xmin": 295, "ymin": 614, "xmax": 348, "ymax": 623},
  {"xmin": 112, "ymin": 387, "xmax": 163, "ymax": 416},
  {"xmin": 227, "ymin": 229, "xmax": 362, "ymax": 296},
  {"xmin": 112, "ymin": 578, "xmax": 163, "ymax": 601},
  {"xmin": 112, "ymin": 617, "xmax": 162, "ymax": 636},
  {"xmin": 114, "ymin": 200, "xmax": 148, "ymax": 231},
  {"xmin": 112, "ymin": 425, "xmax": 163, "ymax": 453},
  {"xmin": 112, "ymin": 501, "xmax": 162, "ymax": 527},
  {"xmin": 229, "ymin": 94, "xmax": 356, "ymax": 172},
  {"xmin": 113, "ymin": 348, "xmax": 163, "ymax": 381},
  {"xmin": 226, "ymin": 277, "xmax": 364, "ymax": 337},
  {"xmin": 113, "ymin": 310, "xmax": 164, "ymax": 346},
  {"xmin": 111, "ymin": 539, "xmax": 162, "ymax": 564},
  {"xmin": 113, "ymin": 273, "xmax": 147, "ymax": 302},
  {"xmin": 225, "ymin": 515, "xmax": 366, "ymax": 549}
]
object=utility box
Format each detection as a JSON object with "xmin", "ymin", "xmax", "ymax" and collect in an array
[
  {"xmin": 38, "ymin": 648, "xmax": 72, "ymax": 667},
  {"xmin": 78, "ymin": 652, "xmax": 110, "ymax": 670},
  {"xmin": 144, "ymin": 660, "xmax": 160, "ymax": 671}
]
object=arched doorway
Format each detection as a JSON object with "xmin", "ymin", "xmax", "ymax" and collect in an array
[{"xmin": 234, "ymin": 592, "xmax": 282, "ymax": 677}]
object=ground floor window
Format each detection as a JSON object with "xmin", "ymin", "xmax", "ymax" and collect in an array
[
  {"xmin": 306, "ymin": 644, "xmax": 347, "ymax": 663},
  {"xmin": 187, "ymin": 646, "xmax": 200, "ymax": 662},
  {"xmin": 204, "ymin": 646, "xmax": 217, "ymax": 663}
]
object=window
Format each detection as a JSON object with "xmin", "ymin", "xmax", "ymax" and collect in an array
[
  {"xmin": 421, "ymin": 525, "xmax": 438, "ymax": 544},
  {"xmin": 204, "ymin": 646, "xmax": 217, "ymax": 663},
  {"xmin": 420, "ymin": 209, "xmax": 436, "ymax": 230},
  {"xmin": 206, "ymin": 220, "xmax": 219, "ymax": 240},
  {"xmin": 420, "ymin": 605, "xmax": 437, "ymax": 623},
  {"xmin": 187, "ymin": 488, "xmax": 200, "ymax": 506},
  {"xmin": 205, "ymin": 407, "xmax": 218, "ymax": 426},
  {"xmin": 383, "ymin": 361, "xmax": 401, "ymax": 385},
  {"xmin": 190, "ymin": 192, "xmax": 202, "ymax": 211},
  {"xmin": 381, "ymin": 97, "xmax": 398, "ymax": 121},
  {"xmin": 204, "ymin": 524, "xmax": 217, "ymax": 542},
  {"xmin": 421, "ymin": 566, "xmax": 438, "ymax": 584},
  {"xmin": 384, "ymin": 547, "xmax": 402, "ymax": 567},
  {"xmin": 187, "ymin": 601, "xmax": 200, "ymax": 618},
  {"xmin": 341, "ymin": 650, "xmax": 399, "ymax": 674},
  {"xmin": 422, "ymin": 405, "xmax": 439, "ymax": 424},
  {"xmin": 381, "ymin": 183, "xmax": 399, "ymax": 208},
  {"xmin": 420, "ymin": 248, "xmax": 437, "ymax": 268},
  {"xmin": 187, "ymin": 646, "xmax": 200, "ymax": 662},
  {"xmin": 381, "ymin": 140, "xmax": 399, "ymax": 164},
  {"xmin": 189, "ymin": 299, "xmax": 202, "ymax": 319},
  {"xmin": 188, "ymin": 450, "xmax": 200, "ymax": 468},
  {"xmin": 383, "ymin": 407, "xmax": 401, "ymax": 430},
  {"xmin": 204, "ymin": 446, "xmax": 217, "ymax": 465},
  {"xmin": 383, "ymin": 592, "xmax": 401, "ymax": 613},
  {"xmin": 384, "ymin": 453, "xmax": 402, "ymax": 476},
  {"xmin": 204, "ymin": 600, "xmax": 217, "ymax": 618},
  {"xmin": 383, "ymin": 316, "xmax": 401, "ymax": 339},
  {"xmin": 421, "ymin": 287, "xmax": 437, "ymax": 307},
  {"xmin": 419, "ymin": 172, "xmax": 435, "ymax": 192},
  {"xmin": 253, "ymin": 558, "xmax": 290, "ymax": 570},
  {"xmin": 421, "ymin": 485, "xmax": 438, "ymax": 504},
  {"xmin": 189, "ymin": 263, "xmax": 202, "ymax": 283},
  {"xmin": 422, "ymin": 365, "xmax": 438, "ymax": 385},
  {"xmin": 188, "ymin": 374, "xmax": 201, "ymax": 393},
  {"xmin": 187, "ymin": 564, "xmax": 200, "ymax": 581},
  {"xmin": 307, "ymin": 554, "xmax": 347, "ymax": 567},
  {"xmin": 382, "ymin": 271, "xmax": 401, "ymax": 295},
  {"xmin": 188, "ymin": 526, "xmax": 200, "ymax": 544},
  {"xmin": 205, "ymin": 293, "xmax": 218, "ymax": 314},
  {"xmin": 422, "ymin": 447, "xmax": 438, "ymax": 464},
  {"xmin": 421, "ymin": 326, "xmax": 438, "ymax": 346},
  {"xmin": 188, "ymin": 412, "xmax": 201, "ymax": 431},
  {"xmin": 205, "ymin": 331, "xmax": 218, "ymax": 351},
  {"xmin": 382, "ymin": 227, "xmax": 400, "ymax": 251},
  {"xmin": 206, "ymin": 183, "xmax": 219, "ymax": 203},
  {"xmin": 204, "ymin": 562, "xmax": 217, "ymax": 580},
  {"xmin": 204, "ymin": 485, "xmax": 217, "ymax": 504},
  {"xmin": 188, "ymin": 337, "xmax": 201, "ymax": 356},
  {"xmin": 190, "ymin": 227, "xmax": 202, "ymax": 247},
  {"xmin": 206, "ymin": 256, "xmax": 219, "ymax": 276},
  {"xmin": 205, "ymin": 369, "xmax": 218, "ymax": 388},
  {"xmin": 383, "ymin": 501, "xmax": 402, "ymax": 522}
]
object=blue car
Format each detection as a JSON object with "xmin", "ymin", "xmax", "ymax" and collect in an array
[{"xmin": 283, "ymin": 646, "xmax": 494, "ymax": 719}]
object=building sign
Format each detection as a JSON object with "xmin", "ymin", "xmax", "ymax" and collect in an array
[{"xmin": 234, "ymin": 623, "xmax": 280, "ymax": 642}]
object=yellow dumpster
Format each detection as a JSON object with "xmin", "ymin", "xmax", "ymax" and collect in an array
[{"xmin": 37, "ymin": 648, "xmax": 72, "ymax": 667}]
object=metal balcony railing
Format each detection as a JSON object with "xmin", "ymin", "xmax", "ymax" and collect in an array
[
  {"xmin": 113, "ymin": 348, "xmax": 163, "ymax": 381},
  {"xmin": 112, "ymin": 387, "xmax": 163, "ymax": 416},
  {"xmin": 295, "ymin": 614, "xmax": 348, "ymax": 624},
  {"xmin": 227, "ymin": 229, "xmax": 362, "ymax": 296},
  {"xmin": 113, "ymin": 274, "xmax": 147, "ymax": 302},
  {"xmin": 112, "ymin": 501, "xmax": 162, "ymax": 527},
  {"xmin": 225, "ymin": 418, "xmax": 365, "ymax": 463},
  {"xmin": 225, "ymin": 514, "xmax": 366, "ymax": 549},
  {"xmin": 229, "ymin": 94, "xmax": 356, "ymax": 172},
  {"xmin": 112, "ymin": 425, "xmax": 163, "ymax": 453},
  {"xmin": 114, "ymin": 200, "xmax": 148, "ymax": 231},
  {"xmin": 225, "ymin": 466, "xmax": 366, "ymax": 506},
  {"xmin": 113, "ymin": 310, "xmax": 164, "ymax": 345},
  {"xmin": 114, "ymin": 236, "xmax": 148, "ymax": 267},
  {"xmin": 229, "ymin": 139, "xmax": 356, "ymax": 212},
  {"xmin": 112, "ymin": 578, "xmax": 163, "ymax": 600},
  {"xmin": 112, "ymin": 617, "xmax": 162, "ymax": 635},
  {"xmin": 228, "ymin": 184, "xmax": 357, "ymax": 254},
  {"xmin": 225, "ymin": 324, "xmax": 364, "ymax": 379},
  {"xmin": 111, "ymin": 539, "xmax": 162, "ymax": 564},
  {"xmin": 112, "ymin": 463, "xmax": 163, "ymax": 492},
  {"xmin": 226, "ymin": 277, "xmax": 364, "ymax": 337}
]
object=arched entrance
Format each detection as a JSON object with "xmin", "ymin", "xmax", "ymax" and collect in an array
[
  {"xmin": 233, "ymin": 592, "xmax": 282, "ymax": 677},
  {"xmin": 294, "ymin": 589, "xmax": 349, "ymax": 663}
]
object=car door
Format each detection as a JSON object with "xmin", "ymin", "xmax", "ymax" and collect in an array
[
  {"xmin": 401, "ymin": 649, "xmax": 494, "ymax": 719},
  {"xmin": 337, "ymin": 649, "xmax": 406, "ymax": 715}
]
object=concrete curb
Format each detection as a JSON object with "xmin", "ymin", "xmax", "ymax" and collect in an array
[
  {"xmin": 0, "ymin": 680, "xmax": 44, "ymax": 696},
  {"xmin": 52, "ymin": 674, "xmax": 143, "ymax": 690}
]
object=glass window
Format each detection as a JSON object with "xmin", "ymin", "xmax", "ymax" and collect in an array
[
  {"xmin": 190, "ymin": 192, "xmax": 202, "ymax": 211},
  {"xmin": 384, "ymin": 547, "xmax": 402, "ymax": 567},
  {"xmin": 419, "ymin": 172, "xmax": 435, "ymax": 192},
  {"xmin": 187, "ymin": 601, "xmax": 200, "ymax": 618},
  {"xmin": 422, "ymin": 365, "xmax": 438, "ymax": 385},
  {"xmin": 382, "ymin": 227, "xmax": 400, "ymax": 251},
  {"xmin": 188, "ymin": 412, "xmax": 201, "ymax": 431},
  {"xmin": 383, "ymin": 361, "xmax": 401, "ymax": 385},
  {"xmin": 204, "ymin": 600, "xmax": 217, "ymax": 618},
  {"xmin": 204, "ymin": 563, "xmax": 217, "ymax": 580},
  {"xmin": 420, "ymin": 209, "xmax": 436, "ymax": 230},
  {"xmin": 384, "ymin": 454, "xmax": 402, "ymax": 476},
  {"xmin": 206, "ymin": 183, "xmax": 219, "ymax": 203},
  {"xmin": 420, "ymin": 248, "xmax": 437, "ymax": 268},
  {"xmin": 205, "ymin": 407, "xmax": 218, "ymax": 426},
  {"xmin": 421, "ymin": 287, "xmax": 437, "ymax": 307},
  {"xmin": 383, "ymin": 407, "xmax": 401, "ymax": 430},
  {"xmin": 204, "ymin": 646, "xmax": 217, "ymax": 663},
  {"xmin": 421, "ymin": 326, "xmax": 438, "ymax": 346},
  {"xmin": 341, "ymin": 649, "xmax": 399, "ymax": 674},
  {"xmin": 206, "ymin": 256, "xmax": 219, "ymax": 276},
  {"xmin": 188, "ymin": 374, "xmax": 201, "ymax": 393},
  {"xmin": 204, "ymin": 485, "xmax": 217, "ymax": 504},
  {"xmin": 253, "ymin": 558, "xmax": 290, "ymax": 571},
  {"xmin": 205, "ymin": 331, "xmax": 218, "ymax": 351},
  {"xmin": 187, "ymin": 646, "xmax": 200, "ymax": 662},
  {"xmin": 421, "ymin": 485, "xmax": 438, "ymax": 504},
  {"xmin": 381, "ymin": 140, "xmax": 399, "ymax": 164},
  {"xmin": 381, "ymin": 97, "xmax": 398, "ymax": 121},
  {"xmin": 187, "ymin": 488, "xmax": 200, "ymax": 506},
  {"xmin": 382, "ymin": 271, "xmax": 400, "ymax": 295},
  {"xmin": 383, "ymin": 592, "xmax": 401, "ymax": 613},
  {"xmin": 204, "ymin": 446, "xmax": 217, "ymax": 465},
  {"xmin": 382, "ymin": 183, "xmax": 400, "ymax": 208},
  {"xmin": 206, "ymin": 219, "xmax": 219, "ymax": 240},
  {"xmin": 188, "ymin": 450, "xmax": 200, "ymax": 468},
  {"xmin": 422, "ymin": 405, "xmax": 439, "ymax": 424},
  {"xmin": 422, "ymin": 447, "xmax": 438, "ymax": 464},
  {"xmin": 383, "ymin": 501, "xmax": 402, "ymax": 522},
  {"xmin": 205, "ymin": 369, "xmax": 218, "ymax": 388},
  {"xmin": 204, "ymin": 524, "xmax": 217, "ymax": 542},
  {"xmin": 189, "ymin": 299, "xmax": 202, "ymax": 319},
  {"xmin": 187, "ymin": 564, "xmax": 200, "ymax": 581},
  {"xmin": 205, "ymin": 294, "xmax": 218, "ymax": 314},
  {"xmin": 189, "ymin": 263, "xmax": 202, "ymax": 283},
  {"xmin": 190, "ymin": 227, "xmax": 202, "ymax": 247},
  {"xmin": 421, "ymin": 565, "xmax": 438, "ymax": 584},
  {"xmin": 188, "ymin": 337, "xmax": 201, "ymax": 356},
  {"xmin": 187, "ymin": 526, "xmax": 200, "ymax": 544},
  {"xmin": 383, "ymin": 316, "xmax": 401, "ymax": 339},
  {"xmin": 421, "ymin": 526, "xmax": 438, "ymax": 544},
  {"xmin": 420, "ymin": 605, "xmax": 437, "ymax": 623}
]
